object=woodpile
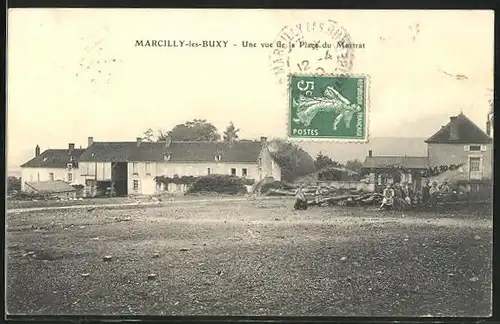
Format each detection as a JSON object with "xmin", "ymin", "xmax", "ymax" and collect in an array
[{"xmin": 266, "ymin": 186, "xmax": 383, "ymax": 207}]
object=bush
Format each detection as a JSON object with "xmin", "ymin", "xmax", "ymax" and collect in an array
[
  {"xmin": 7, "ymin": 176, "xmax": 21, "ymax": 193},
  {"xmin": 242, "ymin": 178, "xmax": 255, "ymax": 186},
  {"xmin": 185, "ymin": 175, "xmax": 248, "ymax": 195},
  {"xmin": 10, "ymin": 191, "xmax": 51, "ymax": 201},
  {"xmin": 154, "ymin": 175, "xmax": 197, "ymax": 185}
]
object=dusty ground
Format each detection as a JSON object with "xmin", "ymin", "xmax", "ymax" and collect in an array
[{"xmin": 6, "ymin": 198, "xmax": 492, "ymax": 317}]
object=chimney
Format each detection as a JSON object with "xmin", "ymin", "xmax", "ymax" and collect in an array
[
  {"xmin": 486, "ymin": 120, "xmax": 491, "ymax": 136},
  {"xmin": 137, "ymin": 137, "xmax": 142, "ymax": 146},
  {"xmin": 35, "ymin": 145, "xmax": 40, "ymax": 157},
  {"xmin": 260, "ymin": 136, "xmax": 267, "ymax": 146},
  {"xmin": 368, "ymin": 150, "xmax": 373, "ymax": 157},
  {"xmin": 68, "ymin": 143, "xmax": 75, "ymax": 151},
  {"xmin": 88, "ymin": 137, "xmax": 94, "ymax": 147},
  {"xmin": 449, "ymin": 116, "xmax": 459, "ymax": 140}
]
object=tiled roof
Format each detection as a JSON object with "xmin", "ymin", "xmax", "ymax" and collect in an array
[
  {"xmin": 20, "ymin": 149, "xmax": 85, "ymax": 168},
  {"xmin": 362, "ymin": 156, "xmax": 429, "ymax": 169},
  {"xmin": 79, "ymin": 140, "xmax": 264, "ymax": 163},
  {"xmin": 25, "ymin": 180, "xmax": 76, "ymax": 193},
  {"xmin": 78, "ymin": 142, "xmax": 167, "ymax": 162},
  {"xmin": 168, "ymin": 141, "xmax": 263, "ymax": 163},
  {"xmin": 425, "ymin": 113, "xmax": 492, "ymax": 144}
]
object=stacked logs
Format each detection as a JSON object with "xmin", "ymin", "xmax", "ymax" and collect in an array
[{"xmin": 266, "ymin": 186, "xmax": 383, "ymax": 207}]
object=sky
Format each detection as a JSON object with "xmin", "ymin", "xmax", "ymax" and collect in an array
[{"xmin": 7, "ymin": 9, "xmax": 494, "ymax": 170}]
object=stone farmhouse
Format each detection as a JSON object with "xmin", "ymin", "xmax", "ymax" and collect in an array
[
  {"xmin": 361, "ymin": 113, "xmax": 493, "ymax": 188},
  {"xmin": 19, "ymin": 136, "xmax": 282, "ymax": 197},
  {"xmin": 20, "ymin": 144, "xmax": 85, "ymax": 192}
]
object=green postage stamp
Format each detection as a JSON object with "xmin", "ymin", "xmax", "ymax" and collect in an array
[{"xmin": 288, "ymin": 74, "xmax": 368, "ymax": 141}]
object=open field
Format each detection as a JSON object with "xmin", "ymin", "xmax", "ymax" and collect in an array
[
  {"xmin": 7, "ymin": 195, "xmax": 217, "ymax": 210},
  {"xmin": 6, "ymin": 198, "xmax": 492, "ymax": 316}
]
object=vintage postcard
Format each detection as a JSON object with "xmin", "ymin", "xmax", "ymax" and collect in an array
[{"xmin": 6, "ymin": 9, "xmax": 494, "ymax": 317}]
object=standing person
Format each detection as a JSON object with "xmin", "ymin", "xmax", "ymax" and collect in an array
[
  {"xmin": 393, "ymin": 182, "xmax": 405, "ymax": 210},
  {"xmin": 315, "ymin": 183, "xmax": 323, "ymax": 206},
  {"xmin": 429, "ymin": 181, "xmax": 439, "ymax": 208},
  {"xmin": 422, "ymin": 179, "xmax": 430, "ymax": 206},
  {"xmin": 379, "ymin": 184, "xmax": 395, "ymax": 211},
  {"xmin": 414, "ymin": 188, "xmax": 423, "ymax": 209},
  {"xmin": 402, "ymin": 182, "xmax": 412, "ymax": 206},
  {"xmin": 294, "ymin": 184, "xmax": 308, "ymax": 210}
]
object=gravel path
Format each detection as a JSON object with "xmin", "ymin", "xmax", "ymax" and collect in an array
[{"xmin": 6, "ymin": 199, "xmax": 492, "ymax": 316}]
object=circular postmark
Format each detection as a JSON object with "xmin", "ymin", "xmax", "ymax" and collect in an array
[{"xmin": 269, "ymin": 20, "xmax": 356, "ymax": 85}]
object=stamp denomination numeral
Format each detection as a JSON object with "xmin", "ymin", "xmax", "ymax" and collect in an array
[{"xmin": 297, "ymin": 80, "xmax": 315, "ymax": 96}]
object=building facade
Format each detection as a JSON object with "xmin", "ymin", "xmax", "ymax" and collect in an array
[
  {"xmin": 361, "ymin": 113, "xmax": 493, "ymax": 188},
  {"xmin": 361, "ymin": 150, "xmax": 429, "ymax": 189},
  {"xmin": 425, "ymin": 113, "xmax": 493, "ymax": 181},
  {"xmin": 20, "ymin": 144, "xmax": 85, "ymax": 191},
  {"xmin": 77, "ymin": 136, "xmax": 282, "ymax": 196}
]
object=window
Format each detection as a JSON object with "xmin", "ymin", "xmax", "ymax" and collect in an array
[
  {"xmin": 132, "ymin": 162, "xmax": 138, "ymax": 175},
  {"xmin": 215, "ymin": 155, "xmax": 222, "ymax": 161},
  {"xmin": 469, "ymin": 157, "xmax": 481, "ymax": 172},
  {"xmin": 242, "ymin": 168, "xmax": 248, "ymax": 177},
  {"xmin": 133, "ymin": 180, "xmax": 139, "ymax": 190},
  {"xmin": 68, "ymin": 173, "xmax": 73, "ymax": 182},
  {"xmin": 259, "ymin": 157, "xmax": 262, "ymax": 165},
  {"xmin": 67, "ymin": 163, "xmax": 73, "ymax": 171},
  {"xmin": 207, "ymin": 167, "xmax": 211, "ymax": 175},
  {"xmin": 49, "ymin": 173, "xmax": 54, "ymax": 181},
  {"xmin": 231, "ymin": 168, "xmax": 236, "ymax": 176},
  {"xmin": 469, "ymin": 145, "xmax": 481, "ymax": 152},
  {"xmin": 145, "ymin": 162, "xmax": 151, "ymax": 175}
]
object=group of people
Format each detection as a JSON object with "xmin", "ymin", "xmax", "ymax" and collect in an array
[
  {"xmin": 294, "ymin": 179, "xmax": 457, "ymax": 211},
  {"xmin": 379, "ymin": 179, "xmax": 454, "ymax": 211}
]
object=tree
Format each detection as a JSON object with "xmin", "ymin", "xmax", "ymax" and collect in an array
[
  {"xmin": 315, "ymin": 151, "xmax": 342, "ymax": 170},
  {"xmin": 345, "ymin": 159, "xmax": 363, "ymax": 173},
  {"xmin": 141, "ymin": 119, "xmax": 220, "ymax": 142},
  {"xmin": 142, "ymin": 128, "xmax": 155, "ymax": 142},
  {"xmin": 169, "ymin": 119, "xmax": 220, "ymax": 142},
  {"xmin": 223, "ymin": 121, "xmax": 240, "ymax": 143},
  {"xmin": 7, "ymin": 176, "xmax": 21, "ymax": 193},
  {"xmin": 141, "ymin": 128, "xmax": 170, "ymax": 142},
  {"xmin": 269, "ymin": 139, "xmax": 316, "ymax": 182}
]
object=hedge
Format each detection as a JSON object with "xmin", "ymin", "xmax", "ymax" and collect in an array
[{"xmin": 185, "ymin": 174, "xmax": 248, "ymax": 195}]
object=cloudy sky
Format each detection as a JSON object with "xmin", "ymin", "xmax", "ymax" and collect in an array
[{"xmin": 7, "ymin": 9, "xmax": 494, "ymax": 170}]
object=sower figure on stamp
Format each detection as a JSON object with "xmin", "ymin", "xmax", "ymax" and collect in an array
[
  {"xmin": 294, "ymin": 184, "xmax": 308, "ymax": 210},
  {"xmin": 379, "ymin": 184, "xmax": 395, "ymax": 211},
  {"xmin": 293, "ymin": 85, "xmax": 361, "ymax": 131}
]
